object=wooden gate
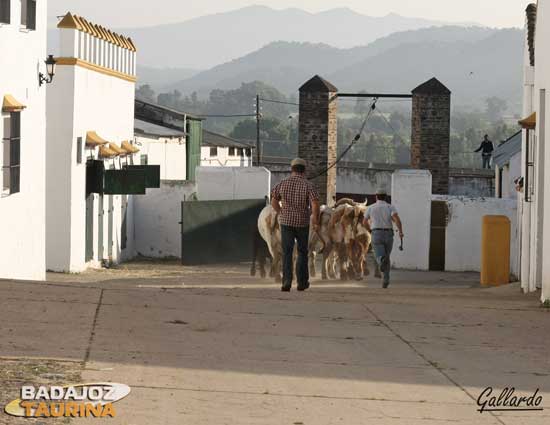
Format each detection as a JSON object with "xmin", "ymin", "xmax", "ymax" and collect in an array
[{"xmin": 180, "ymin": 199, "xmax": 266, "ymax": 265}]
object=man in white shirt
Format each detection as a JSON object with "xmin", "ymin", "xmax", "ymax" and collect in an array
[{"xmin": 363, "ymin": 189, "xmax": 404, "ymax": 288}]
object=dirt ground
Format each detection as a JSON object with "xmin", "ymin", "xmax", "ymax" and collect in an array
[{"xmin": 1, "ymin": 260, "xmax": 549, "ymax": 424}]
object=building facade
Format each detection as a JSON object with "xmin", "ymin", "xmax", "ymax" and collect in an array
[
  {"xmin": 0, "ymin": 0, "xmax": 47, "ymax": 280},
  {"xmin": 519, "ymin": 1, "xmax": 550, "ymax": 301},
  {"xmin": 46, "ymin": 13, "xmax": 139, "ymax": 272},
  {"xmin": 201, "ymin": 130, "xmax": 253, "ymax": 167},
  {"xmin": 494, "ymin": 131, "xmax": 522, "ymax": 200}
]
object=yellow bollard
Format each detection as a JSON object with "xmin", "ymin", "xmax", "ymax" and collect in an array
[{"xmin": 481, "ymin": 215, "xmax": 511, "ymax": 286}]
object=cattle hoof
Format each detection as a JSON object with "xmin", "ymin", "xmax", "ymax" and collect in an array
[{"xmin": 260, "ymin": 270, "xmax": 266, "ymax": 278}]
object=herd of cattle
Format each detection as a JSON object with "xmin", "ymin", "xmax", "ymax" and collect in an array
[{"xmin": 251, "ymin": 198, "xmax": 381, "ymax": 282}]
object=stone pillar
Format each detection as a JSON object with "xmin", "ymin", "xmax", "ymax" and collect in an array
[
  {"xmin": 411, "ymin": 78, "xmax": 451, "ymax": 195},
  {"xmin": 298, "ymin": 75, "xmax": 338, "ymax": 205}
]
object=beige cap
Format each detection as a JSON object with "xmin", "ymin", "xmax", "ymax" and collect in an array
[{"xmin": 291, "ymin": 158, "xmax": 307, "ymax": 167}]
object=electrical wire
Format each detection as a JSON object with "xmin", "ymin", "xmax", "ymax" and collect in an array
[
  {"xmin": 309, "ymin": 97, "xmax": 378, "ymax": 180},
  {"xmin": 259, "ymin": 98, "xmax": 299, "ymax": 107}
]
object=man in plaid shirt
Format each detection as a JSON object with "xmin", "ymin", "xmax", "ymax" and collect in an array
[{"xmin": 271, "ymin": 158, "xmax": 320, "ymax": 292}]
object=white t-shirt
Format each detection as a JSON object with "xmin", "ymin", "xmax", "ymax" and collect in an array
[{"xmin": 365, "ymin": 201, "xmax": 398, "ymax": 230}]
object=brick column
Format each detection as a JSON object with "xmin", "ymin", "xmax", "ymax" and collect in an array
[
  {"xmin": 410, "ymin": 78, "xmax": 451, "ymax": 195},
  {"xmin": 298, "ymin": 75, "xmax": 338, "ymax": 205}
]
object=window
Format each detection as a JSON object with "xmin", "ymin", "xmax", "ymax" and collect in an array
[
  {"xmin": 140, "ymin": 154, "xmax": 148, "ymax": 165},
  {"xmin": 228, "ymin": 147, "xmax": 235, "ymax": 156},
  {"xmin": 76, "ymin": 137, "xmax": 83, "ymax": 164},
  {"xmin": 245, "ymin": 148, "xmax": 251, "ymax": 157},
  {"xmin": 0, "ymin": 0, "xmax": 10, "ymax": 24},
  {"xmin": 237, "ymin": 148, "xmax": 244, "ymax": 156},
  {"xmin": 210, "ymin": 147, "xmax": 218, "ymax": 157},
  {"xmin": 2, "ymin": 112, "xmax": 21, "ymax": 194},
  {"xmin": 20, "ymin": 0, "xmax": 35, "ymax": 30}
]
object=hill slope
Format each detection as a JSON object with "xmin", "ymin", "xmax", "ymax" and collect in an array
[
  {"xmin": 119, "ymin": 6, "xmax": 479, "ymax": 68},
  {"xmin": 165, "ymin": 26, "xmax": 521, "ymax": 110}
]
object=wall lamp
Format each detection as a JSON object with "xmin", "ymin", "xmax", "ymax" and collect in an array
[{"xmin": 39, "ymin": 55, "xmax": 57, "ymax": 86}]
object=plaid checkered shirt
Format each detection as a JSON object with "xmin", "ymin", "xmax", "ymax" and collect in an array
[{"xmin": 271, "ymin": 175, "xmax": 320, "ymax": 228}]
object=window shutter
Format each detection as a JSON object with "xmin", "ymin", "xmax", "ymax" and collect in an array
[
  {"xmin": 10, "ymin": 112, "xmax": 20, "ymax": 138},
  {"xmin": 0, "ymin": 0, "xmax": 10, "ymax": 24},
  {"xmin": 26, "ymin": 0, "xmax": 36, "ymax": 30},
  {"xmin": 20, "ymin": 0, "xmax": 27, "ymax": 26}
]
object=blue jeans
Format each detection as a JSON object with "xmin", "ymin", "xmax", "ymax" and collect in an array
[
  {"xmin": 482, "ymin": 154, "xmax": 492, "ymax": 169},
  {"xmin": 281, "ymin": 225, "xmax": 309, "ymax": 288},
  {"xmin": 371, "ymin": 230, "xmax": 394, "ymax": 285}
]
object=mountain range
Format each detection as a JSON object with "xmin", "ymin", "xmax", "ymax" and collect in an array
[
  {"xmin": 119, "ymin": 6, "xmax": 479, "ymax": 69},
  {"xmin": 161, "ymin": 26, "xmax": 523, "ymax": 111}
]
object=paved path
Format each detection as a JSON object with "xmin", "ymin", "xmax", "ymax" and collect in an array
[{"xmin": 1, "ymin": 262, "xmax": 549, "ymax": 424}]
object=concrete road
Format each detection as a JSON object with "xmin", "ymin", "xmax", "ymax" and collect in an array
[{"xmin": 1, "ymin": 262, "xmax": 549, "ymax": 424}]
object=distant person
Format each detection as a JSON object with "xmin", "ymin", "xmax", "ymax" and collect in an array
[
  {"xmin": 271, "ymin": 158, "xmax": 320, "ymax": 292},
  {"xmin": 363, "ymin": 189, "xmax": 404, "ymax": 288},
  {"xmin": 475, "ymin": 135, "xmax": 495, "ymax": 169}
]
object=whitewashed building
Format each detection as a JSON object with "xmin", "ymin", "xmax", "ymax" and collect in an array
[
  {"xmin": 494, "ymin": 131, "xmax": 522, "ymax": 199},
  {"xmin": 134, "ymin": 116, "xmax": 254, "ymax": 180},
  {"xmin": 201, "ymin": 130, "xmax": 253, "ymax": 167},
  {"xmin": 518, "ymin": 1, "xmax": 550, "ymax": 301},
  {"xmin": 134, "ymin": 119, "xmax": 187, "ymax": 180},
  {"xmin": 46, "ymin": 13, "xmax": 140, "ymax": 272},
  {"xmin": 0, "ymin": 0, "xmax": 47, "ymax": 280}
]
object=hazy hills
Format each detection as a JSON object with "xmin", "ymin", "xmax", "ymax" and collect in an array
[
  {"xmin": 163, "ymin": 26, "xmax": 522, "ymax": 111},
  {"xmin": 120, "ymin": 5, "xmax": 479, "ymax": 69}
]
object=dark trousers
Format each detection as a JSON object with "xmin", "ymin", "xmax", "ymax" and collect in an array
[{"xmin": 281, "ymin": 225, "xmax": 309, "ymax": 288}]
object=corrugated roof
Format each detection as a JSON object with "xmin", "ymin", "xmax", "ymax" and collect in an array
[
  {"xmin": 202, "ymin": 130, "xmax": 255, "ymax": 149},
  {"xmin": 134, "ymin": 119, "xmax": 186, "ymax": 138},
  {"xmin": 493, "ymin": 131, "xmax": 522, "ymax": 167}
]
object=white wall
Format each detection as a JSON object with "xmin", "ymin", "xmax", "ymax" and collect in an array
[
  {"xmin": 47, "ymin": 25, "xmax": 136, "ymax": 272},
  {"xmin": 391, "ymin": 170, "xmax": 432, "ymax": 271},
  {"xmin": 0, "ymin": 0, "xmax": 47, "ymax": 280},
  {"xmin": 201, "ymin": 146, "xmax": 252, "ymax": 167},
  {"xmin": 196, "ymin": 167, "xmax": 271, "ymax": 201},
  {"xmin": 536, "ymin": 0, "xmax": 550, "ymax": 301},
  {"xmin": 135, "ymin": 134, "xmax": 186, "ymax": 180},
  {"xmin": 500, "ymin": 154, "xmax": 522, "ymax": 199},
  {"xmin": 434, "ymin": 196, "xmax": 519, "ymax": 277},
  {"xmin": 134, "ymin": 181, "xmax": 196, "ymax": 258}
]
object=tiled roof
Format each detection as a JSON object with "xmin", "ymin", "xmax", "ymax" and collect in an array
[
  {"xmin": 58, "ymin": 12, "xmax": 136, "ymax": 52},
  {"xmin": 526, "ymin": 4, "xmax": 537, "ymax": 67}
]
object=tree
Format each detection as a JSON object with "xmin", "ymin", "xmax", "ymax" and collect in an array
[
  {"xmin": 136, "ymin": 85, "xmax": 156, "ymax": 102},
  {"xmin": 485, "ymin": 97, "xmax": 508, "ymax": 122}
]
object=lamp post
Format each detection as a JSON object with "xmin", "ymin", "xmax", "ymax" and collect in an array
[{"xmin": 39, "ymin": 55, "xmax": 57, "ymax": 86}]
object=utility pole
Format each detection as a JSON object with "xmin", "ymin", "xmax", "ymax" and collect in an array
[{"xmin": 255, "ymin": 94, "xmax": 261, "ymax": 166}]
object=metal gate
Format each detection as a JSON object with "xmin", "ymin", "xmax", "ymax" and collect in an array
[
  {"xmin": 98, "ymin": 195, "xmax": 104, "ymax": 261},
  {"xmin": 108, "ymin": 195, "xmax": 114, "ymax": 259},
  {"xmin": 181, "ymin": 199, "xmax": 266, "ymax": 265},
  {"xmin": 429, "ymin": 200, "xmax": 448, "ymax": 271},
  {"xmin": 85, "ymin": 195, "xmax": 94, "ymax": 261}
]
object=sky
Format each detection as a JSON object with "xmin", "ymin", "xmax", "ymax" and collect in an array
[{"xmin": 48, "ymin": 0, "xmax": 532, "ymax": 29}]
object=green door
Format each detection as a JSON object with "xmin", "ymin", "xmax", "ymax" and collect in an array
[{"xmin": 186, "ymin": 119, "xmax": 202, "ymax": 181}]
